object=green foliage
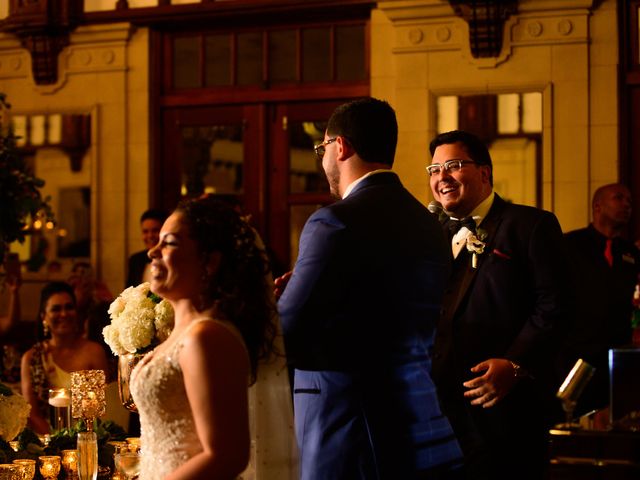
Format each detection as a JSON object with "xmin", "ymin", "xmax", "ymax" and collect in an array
[
  {"xmin": 0, "ymin": 93, "xmax": 54, "ymax": 264},
  {"xmin": 16, "ymin": 427, "xmax": 42, "ymax": 451},
  {"xmin": 45, "ymin": 418, "xmax": 128, "ymax": 463}
]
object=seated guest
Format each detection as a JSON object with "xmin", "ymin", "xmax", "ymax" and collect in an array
[
  {"xmin": 0, "ymin": 255, "xmax": 21, "ymax": 338},
  {"xmin": 20, "ymin": 281, "xmax": 110, "ymax": 434},
  {"xmin": 1, "ymin": 269, "xmax": 23, "ymax": 387},
  {"xmin": 126, "ymin": 209, "xmax": 167, "ymax": 287},
  {"xmin": 67, "ymin": 261, "xmax": 113, "ymax": 341}
]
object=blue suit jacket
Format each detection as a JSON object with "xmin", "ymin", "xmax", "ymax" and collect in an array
[{"xmin": 278, "ymin": 172, "xmax": 462, "ymax": 479}]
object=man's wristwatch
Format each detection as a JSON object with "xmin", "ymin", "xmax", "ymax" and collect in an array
[{"xmin": 509, "ymin": 361, "xmax": 528, "ymax": 378}]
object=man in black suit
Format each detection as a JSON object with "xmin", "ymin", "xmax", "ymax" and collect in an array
[
  {"xmin": 428, "ymin": 130, "xmax": 570, "ymax": 479},
  {"xmin": 562, "ymin": 184, "xmax": 639, "ymax": 414},
  {"xmin": 126, "ymin": 209, "xmax": 167, "ymax": 287}
]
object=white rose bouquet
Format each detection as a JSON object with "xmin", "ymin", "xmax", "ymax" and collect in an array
[
  {"xmin": 0, "ymin": 383, "xmax": 30, "ymax": 442},
  {"xmin": 102, "ymin": 282, "xmax": 174, "ymax": 356}
]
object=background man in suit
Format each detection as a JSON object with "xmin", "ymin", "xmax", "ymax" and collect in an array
[
  {"xmin": 562, "ymin": 183, "xmax": 639, "ymax": 414},
  {"xmin": 126, "ymin": 208, "xmax": 167, "ymax": 287},
  {"xmin": 277, "ymin": 98, "xmax": 463, "ymax": 479},
  {"xmin": 427, "ymin": 130, "xmax": 570, "ymax": 479}
]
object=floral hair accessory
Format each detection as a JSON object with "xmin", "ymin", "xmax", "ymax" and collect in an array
[
  {"xmin": 466, "ymin": 228, "xmax": 487, "ymax": 268},
  {"xmin": 102, "ymin": 283, "xmax": 174, "ymax": 356}
]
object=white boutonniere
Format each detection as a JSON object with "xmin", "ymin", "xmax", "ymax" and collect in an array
[{"xmin": 466, "ymin": 228, "xmax": 488, "ymax": 268}]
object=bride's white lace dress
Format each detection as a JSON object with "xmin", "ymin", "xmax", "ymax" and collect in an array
[{"xmin": 130, "ymin": 318, "xmax": 297, "ymax": 480}]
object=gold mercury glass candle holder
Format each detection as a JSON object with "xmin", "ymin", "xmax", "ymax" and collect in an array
[
  {"xmin": 38, "ymin": 456, "xmax": 61, "ymax": 480},
  {"xmin": 62, "ymin": 449, "xmax": 79, "ymax": 479},
  {"xmin": 71, "ymin": 369, "xmax": 106, "ymax": 480},
  {"xmin": 12, "ymin": 458, "xmax": 36, "ymax": 480},
  {"xmin": 0, "ymin": 463, "xmax": 21, "ymax": 480},
  {"xmin": 71, "ymin": 370, "xmax": 106, "ymax": 431}
]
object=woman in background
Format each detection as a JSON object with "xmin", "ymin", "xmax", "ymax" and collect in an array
[{"xmin": 20, "ymin": 281, "xmax": 110, "ymax": 434}]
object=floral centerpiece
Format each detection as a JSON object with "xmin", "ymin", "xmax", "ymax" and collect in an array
[
  {"xmin": 0, "ymin": 383, "xmax": 30, "ymax": 443},
  {"xmin": 103, "ymin": 282, "xmax": 174, "ymax": 356},
  {"xmin": 103, "ymin": 283, "xmax": 174, "ymax": 412}
]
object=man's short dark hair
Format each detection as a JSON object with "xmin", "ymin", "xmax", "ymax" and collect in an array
[
  {"xmin": 140, "ymin": 208, "xmax": 167, "ymax": 224},
  {"xmin": 327, "ymin": 97, "xmax": 397, "ymax": 167},
  {"xmin": 429, "ymin": 130, "xmax": 493, "ymax": 185}
]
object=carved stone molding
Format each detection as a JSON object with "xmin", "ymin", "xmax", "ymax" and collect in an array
[
  {"xmin": 1, "ymin": 0, "xmax": 83, "ymax": 85},
  {"xmin": 379, "ymin": 0, "xmax": 595, "ymax": 67},
  {"xmin": 448, "ymin": 1, "xmax": 518, "ymax": 58}
]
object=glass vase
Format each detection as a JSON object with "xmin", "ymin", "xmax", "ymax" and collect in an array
[
  {"xmin": 77, "ymin": 431, "xmax": 98, "ymax": 480},
  {"xmin": 117, "ymin": 353, "xmax": 145, "ymax": 412}
]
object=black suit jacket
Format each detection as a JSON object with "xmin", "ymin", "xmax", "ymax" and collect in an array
[
  {"xmin": 126, "ymin": 250, "xmax": 149, "ymax": 288},
  {"xmin": 431, "ymin": 194, "xmax": 570, "ymax": 479}
]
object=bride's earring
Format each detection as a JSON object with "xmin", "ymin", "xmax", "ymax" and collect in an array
[{"xmin": 43, "ymin": 320, "xmax": 50, "ymax": 337}]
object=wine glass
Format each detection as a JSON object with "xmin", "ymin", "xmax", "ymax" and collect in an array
[
  {"xmin": 12, "ymin": 459, "xmax": 36, "ymax": 480},
  {"xmin": 114, "ymin": 451, "xmax": 141, "ymax": 480},
  {"xmin": 37, "ymin": 456, "xmax": 61, "ymax": 480}
]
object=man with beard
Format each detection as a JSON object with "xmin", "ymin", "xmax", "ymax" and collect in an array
[
  {"xmin": 427, "ymin": 130, "xmax": 570, "ymax": 479},
  {"xmin": 278, "ymin": 98, "xmax": 463, "ymax": 479},
  {"xmin": 561, "ymin": 184, "xmax": 639, "ymax": 414}
]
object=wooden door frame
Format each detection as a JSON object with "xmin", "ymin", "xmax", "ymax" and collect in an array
[{"xmin": 157, "ymin": 104, "xmax": 265, "ymax": 227}]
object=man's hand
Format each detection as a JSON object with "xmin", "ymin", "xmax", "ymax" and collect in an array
[
  {"xmin": 462, "ymin": 358, "xmax": 519, "ymax": 408},
  {"xmin": 274, "ymin": 271, "xmax": 292, "ymax": 301}
]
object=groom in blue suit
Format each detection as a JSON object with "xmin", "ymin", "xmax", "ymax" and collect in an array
[{"xmin": 278, "ymin": 98, "xmax": 463, "ymax": 479}]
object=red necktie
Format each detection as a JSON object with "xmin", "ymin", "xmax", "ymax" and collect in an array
[{"xmin": 604, "ymin": 238, "xmax": 614, "ymax": 267}]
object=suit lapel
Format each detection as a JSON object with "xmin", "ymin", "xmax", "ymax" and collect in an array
[{"xmin": 447, "ymin": 195, "xmax": 507, "ymax": 317}]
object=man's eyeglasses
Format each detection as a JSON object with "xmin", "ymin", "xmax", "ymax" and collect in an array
[
  {"xmin": 426, "ymin": 159, "xmax": 477, "ymax": 177},
  {"xmin": 314, "ymin": 138, "xmax": 337, "ymax": 160}
]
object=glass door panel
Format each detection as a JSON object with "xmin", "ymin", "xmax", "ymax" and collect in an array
[
  {"xmin": 269, "ymin": 101, "xmax": 344, "ymax": 270},
  {"xmin": 180, "ymin": 124, "xmax": 244, "ymax": 197},
  {"xmin": 288, "ymin": 120, "xmax": 328, "ymax": 194},
  {"xmin": 160, "ymin": 105, "xmax": 263, "ymax": 222}
]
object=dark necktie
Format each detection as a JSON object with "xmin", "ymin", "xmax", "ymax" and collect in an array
[
  {"xmin": 604, "ymin": 238, "xmax": 614, "ymax": 267},
  {"xmin": 448, "ymin": 216, "xmax": 477, "ymax": 235}
]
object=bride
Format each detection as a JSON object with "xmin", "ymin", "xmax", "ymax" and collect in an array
[{"xmin": 130, "ymin": 196, "xmax": 296, "ymax": 480}]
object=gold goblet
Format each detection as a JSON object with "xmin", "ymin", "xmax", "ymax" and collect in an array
[
  {"xmin": 61, "ymin": 450, "xmax": 78, "ymax": 479},
  {"xmin": 12, "ymin": 459, "xmax": 35, "ymax": 480},
  {"xmin": 38, "ymin": 456, "xmax": 61, "ymax": 480},
  {"xmin": 125, "ymin": 437, "xmax": 141, "ymax": 453},
  {"xmin": 0, "ymin": 463, "xmax": 21, "ymax": 480}
]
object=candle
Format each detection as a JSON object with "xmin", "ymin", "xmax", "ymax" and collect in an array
[
  {"xmin": 70, "ymin": 369, "xmax": 106, "ymax": 421},
  {"xmin": 62, "ymin": 449, "xmax": 78, "ymax": 477},
  {"xmin": 38, "ymin": 455, "xmax": 61, "ymax": 479}
]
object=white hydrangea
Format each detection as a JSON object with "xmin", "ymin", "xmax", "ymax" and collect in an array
[
  {"xmin": 103, "ymin": 283, "xmax": 175, "ymax": 356},
  {"xmin": 154, "ymin": 300, "xmax": 175, "ymax": 343},
  {"xmin": 0, "ymin": 392, "xmax": 31, "ymax": 441}
]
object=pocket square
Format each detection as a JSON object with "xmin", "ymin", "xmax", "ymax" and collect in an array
[{"xmin": 492, "ymin": 248, "xmax": 511, "ymax": 260}]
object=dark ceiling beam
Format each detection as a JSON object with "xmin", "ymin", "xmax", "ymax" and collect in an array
[{"xmin": 79, "ymin": 0, "xmax": 375, "ymax": 28}]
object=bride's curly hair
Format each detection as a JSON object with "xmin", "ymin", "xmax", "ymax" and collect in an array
[{"xmin": 175, "ymin": 196, "xmax": 277, "ymax": 382}]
